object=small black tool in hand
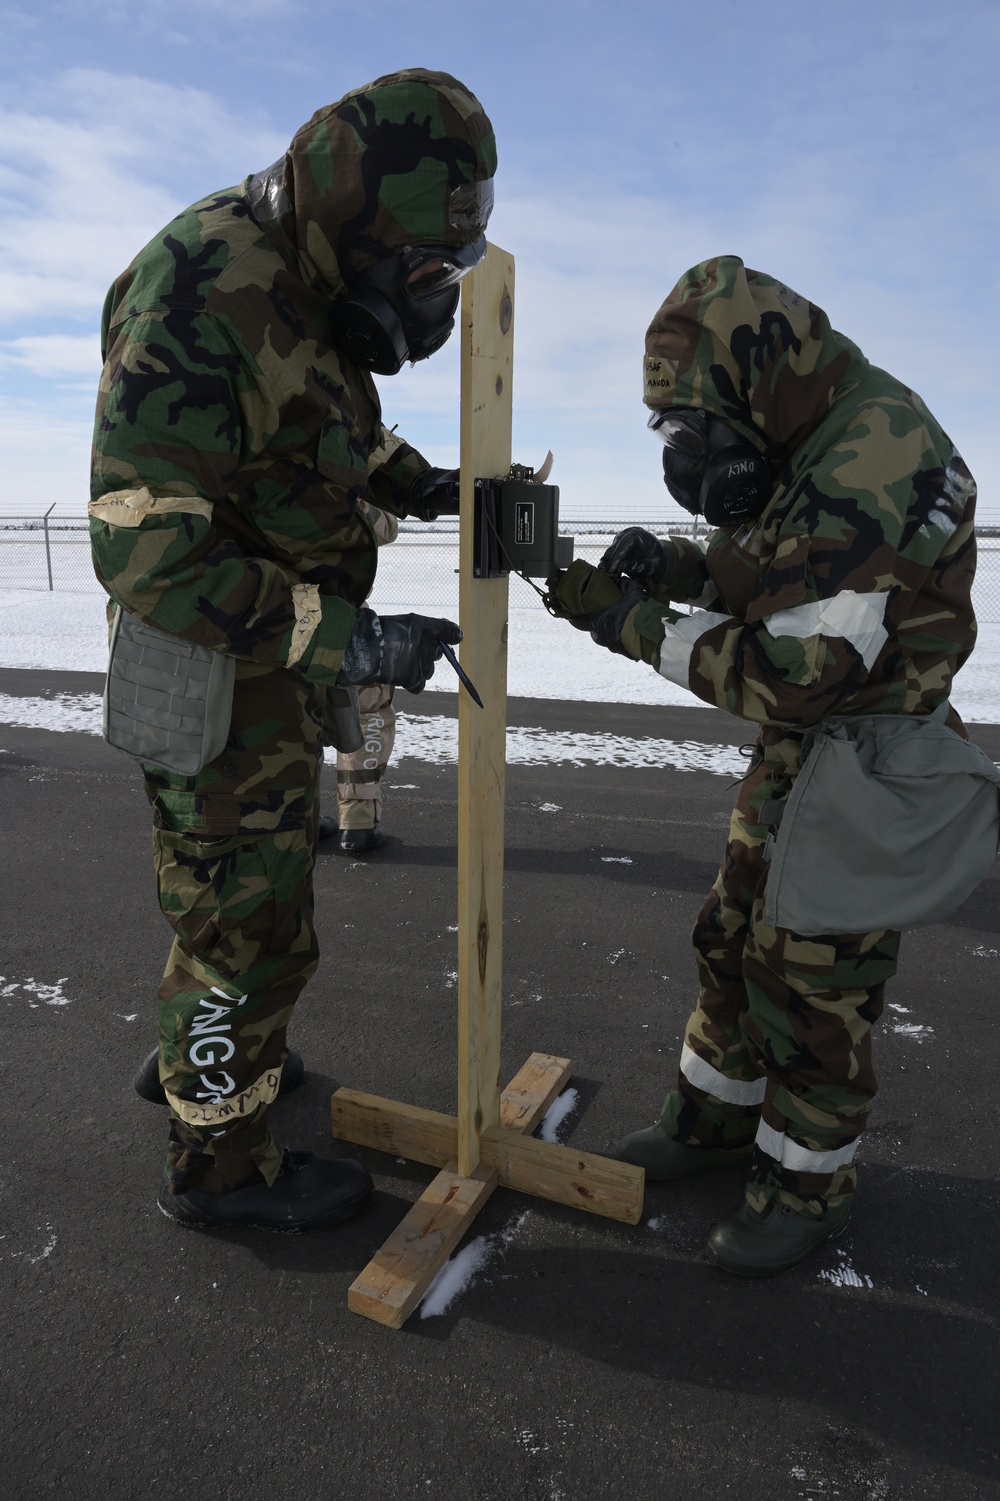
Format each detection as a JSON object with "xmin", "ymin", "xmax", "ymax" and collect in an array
[{"xmin": 439, "ymin": 639, "xmax": 484, "ymax": 708}]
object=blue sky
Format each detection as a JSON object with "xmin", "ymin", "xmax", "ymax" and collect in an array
[{"xmin": 1, "ymin": 0, "xmax": 997, "ymax": 520}]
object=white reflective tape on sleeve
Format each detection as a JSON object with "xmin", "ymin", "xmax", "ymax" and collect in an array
[
  {"xmin": 680, "ymin": 1043, "xmax": 767, "ymax": 1105},
  {"xmin": 763, "ymin": 590, "xmax": 889, "ymax": 672},
  {"xmin": 656, "ymin": 610, "xmax": 736, "ymax": 689},
  {"xmin": 755, "ymin": 1119, "xmax": 860, "ymax": 1173}
]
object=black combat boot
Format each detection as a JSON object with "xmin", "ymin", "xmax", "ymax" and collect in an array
[
  {"xmin": 617, "ymin": 1123, "xmax": 753, "ymax": 1181},
  {"xmin": 706, "ymin": 1198, "xmax": 852, "ymax": 1277},
  {"xmin": 158, "ymin": 1150, "xmax": 373, "ymax": 1231},
  {"xmin": 339, "ymin": 823, "xmax": 387, "ymax": 855},
  {"xmin": 317, "ymin": 813, "xmax": 340, "ymax": 841},
  {"xmin": 134, "ymin": 1048, "xmax": 305, "ymax": 1105}
]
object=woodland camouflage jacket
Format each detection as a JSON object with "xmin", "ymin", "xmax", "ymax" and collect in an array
[
  {"xmin": 641, "ymin": 256, "xmax": 977, "ymax": 728},
  {"xmin": 89, "ymin": 70, "xmax": 496, "ymax": 686}
]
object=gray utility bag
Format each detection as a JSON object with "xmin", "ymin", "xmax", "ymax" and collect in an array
[
  {"xmin": 104, "ymin": 607, "xmax": 236, "ymax": 776},
  {"xmin": 764, "ymin": 700, "xmax": 1000, "ymax": 935}
]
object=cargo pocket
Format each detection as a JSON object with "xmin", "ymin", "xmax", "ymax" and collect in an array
[{"xmin": 152, "ymin": 827, "xmax": 277, "ymax": 976}]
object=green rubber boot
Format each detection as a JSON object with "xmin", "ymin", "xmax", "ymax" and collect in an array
[
  {"xmin": 617, "ymin": 1124, "xmax": 754, "ymax": 1182},
  {"xmin": 706, "ymin": 1198, "xmax": 852, "ymax": 1277}
]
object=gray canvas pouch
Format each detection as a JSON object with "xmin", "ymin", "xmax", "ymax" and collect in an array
[
  {"xmin": 103, "ymin": 607, "xmax": 236, "ymax": 776},
  {"xmin": 764, "ymin": 700, "xmax": 1000, "ymax": 934}
]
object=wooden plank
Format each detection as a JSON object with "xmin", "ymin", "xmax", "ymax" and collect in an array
[
  {"xmin": 331, "ymin": 1084, "xmax": 644, "ymax": 1225},
  {"xmin": 347, "ymin": 1161, "xmax": 498, "ymax": 1329},
  {"xmin": 500, "ymin": 1052, "xmax": 573, "ymax": 1135},
  {"xmin": 480, "ymin": 1125, "xmax": 644, "ymax": 1226},
  {"xmin": 456, "ymin": 242, "xmax": 514, "ymax": 1178},
  {"xmin": 332, "ymin": 1054, "xmax": 571, "ymax": 1164},
  {"xmin": 331, "ymin": 1088, "xmax": 455, "ymax": 1168}
]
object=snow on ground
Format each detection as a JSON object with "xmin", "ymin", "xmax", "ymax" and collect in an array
[
  {"xmin": 2, "ymin": 586, "xmax": 1000, "ymax": 721},
  {"xmin": 0, "ymin": 691, "xmax": 751, "ymax": 776}
]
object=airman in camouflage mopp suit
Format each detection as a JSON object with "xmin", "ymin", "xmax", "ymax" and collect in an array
[
  {"xmin": 90, "ymin": 70, "xmax": 496, "ymax": 1228},
  {"xmin": 551, "ymin": 256, "xmax": 977, "ymax": 1273}
]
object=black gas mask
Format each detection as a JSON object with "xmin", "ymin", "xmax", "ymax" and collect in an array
[
  {"xmin": 647, "ymin": 407, "xmax": 772, "ymax": 527},
  {"xmin": 330, "ymin": 237, "xmax": 486, "ymax": 376}
]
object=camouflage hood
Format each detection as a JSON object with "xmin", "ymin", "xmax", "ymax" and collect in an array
[
  {"xmin": 643, "ymin": 256, "xmax": 866, "ymax": 462},
  {"xmin": 247, "ymin": 68, "xmax": 497, "ymax": 300}
]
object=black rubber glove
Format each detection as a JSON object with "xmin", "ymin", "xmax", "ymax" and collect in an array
[
  {"xmin": 407, "ymin": 467, "xmax": 460, "ymax": 522},
  {"xmin": 545, "ymin": 561, "xmax": 646, "ymax": 658},
  {"xmin": 599, "ymin": 527, "xmax": 672, "ymax": 588},
  {"xmin": 339, "ymin": 610, "xmax": 463, "ymax": 694},
  {"xmin": 586, "ymin": 584, "xmax": 647, "ymax": 656}
]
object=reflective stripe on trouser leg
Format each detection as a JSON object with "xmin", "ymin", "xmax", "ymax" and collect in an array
[
  {"xmin": 337, "ymin": 683, "xmax": 395, "ymax": 830},
  {"xmin": 741, "ymin": 874, "xmax": 899, "ymax": 1216},
  {"xmin": 147, "ymin": 660, "xmax": 323, "ymax": 1195},
  {"xmin": 660, "ymin": 750, "xmax": 777, "ymax": 1149}
]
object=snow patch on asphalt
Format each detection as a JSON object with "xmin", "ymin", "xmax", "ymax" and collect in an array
[
  {"xmin": 6, "ymin": 1224, "xmax": 57, "ymax": 1264},
  {"xmin": 818, "ymin": 1250, "xmax": 873, "ymax": 1289},
  {"xmin": 0, "ymin": 693, "xmax": 751, "ymax": 775},
  {"xmin": 892, "ymin": 1022, "xmax": 934, "ymax": 1042},
  {"xmin": 0, "ymin": 692, "xmax": 102, "ymax": 734},
  {"xmin": 393, "ymin": 713, "xmax": 750, "ymax": 774},
  {"xmin": 420, "ymin": 1211, "xmax": 529, "ymax": 1320},
  {"xmin": 538, "ymin": 1088, "xmax": 580, "ymax": 1143},
  {"xmin": 1, "ymin": 974, "xmax": 73, "ymax": 1008}
]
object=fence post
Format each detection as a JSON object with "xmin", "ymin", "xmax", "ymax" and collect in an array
[{"xmin": 42, "ymin": 503, "xmax": 55, "ymax": 590}]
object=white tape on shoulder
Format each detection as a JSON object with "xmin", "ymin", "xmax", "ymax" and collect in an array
[{"xmin": 763, "ymin": 589, "xmax": 889, "ymax": 671}]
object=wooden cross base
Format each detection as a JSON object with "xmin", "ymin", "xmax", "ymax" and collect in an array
[{"xmin": 331, "ymin": 1052, "xmax": 645, "ymax": 1328}]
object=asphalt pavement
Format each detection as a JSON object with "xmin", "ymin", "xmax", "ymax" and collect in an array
[{"xmin": 1, "ymin": 667, "xmax": 998, "ymax": 1501}]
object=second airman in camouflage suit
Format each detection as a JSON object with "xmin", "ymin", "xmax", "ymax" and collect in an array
[
  {"xmin": 90, "ymin": 70, "xmax": 496, "ymax": 1230},
  {"xmin": 550, "ymin": 255, "xmax": 977, "ymax": 1274}
]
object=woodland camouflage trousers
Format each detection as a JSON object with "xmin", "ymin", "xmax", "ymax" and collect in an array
[
  {"xmin": 144, "ymin": 661, "xmax": 323, "ymax": 1194},
  {"xmin": 660, "ymin": 729, "xmax": 900, "ymax": 1216},
  {"xmin": 336, "ymin": 682, "xmax": 396, "ymax": 829}
]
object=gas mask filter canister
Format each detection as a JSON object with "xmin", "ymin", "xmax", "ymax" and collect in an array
[{"xmin": 648, "ymin": 407, "xmax": 772, "ymax": 527}]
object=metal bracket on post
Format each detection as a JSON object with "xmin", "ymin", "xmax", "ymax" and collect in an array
[
  {"xmin": 472, "ymin": 478, "xmax": 506, "ymax": 580},
  {"xmin": 472, "ymin": 473, "xmax": 573, "ymax": 581}
]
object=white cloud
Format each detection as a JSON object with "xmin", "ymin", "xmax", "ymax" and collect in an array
[
  {"xmin": 383, "ymin": 169, "xmax": 1000, "ymax": 517},
  {"xmin": 0, "ymin": 402, "xmax": 93, "ymax": 515},
  {"xmin": 0, "ymin": 66, "xmax": 996, "ymax": 524},
  {"xmin": 0, "ymin": 334, "xmax": 101, "ymax": 378},
  {"xmin": 0, "ymin": 69, "xmax": 285, "ymax": 326}
]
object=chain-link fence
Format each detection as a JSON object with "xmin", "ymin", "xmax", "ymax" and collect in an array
[{"xmin": 5, "ymin": 512, "xmax": 1000, "ymax": 621}]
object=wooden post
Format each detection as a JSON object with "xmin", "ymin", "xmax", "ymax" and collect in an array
[
  {"xmin": 333, "ymin": 243, "xmax": 645, "ymax": 1328},
  {"xmin": 456, "ymin": 244, "xmax": 514, "ymax": 1177}
]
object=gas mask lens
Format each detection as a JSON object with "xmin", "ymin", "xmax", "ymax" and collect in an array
[
  {"xmin": 646, "ymin": 408, "xmax": 708, "ymax": 458},
  {"xmin": 402, "ymin": 238, "xmax": 487, "ymax": 302}
]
